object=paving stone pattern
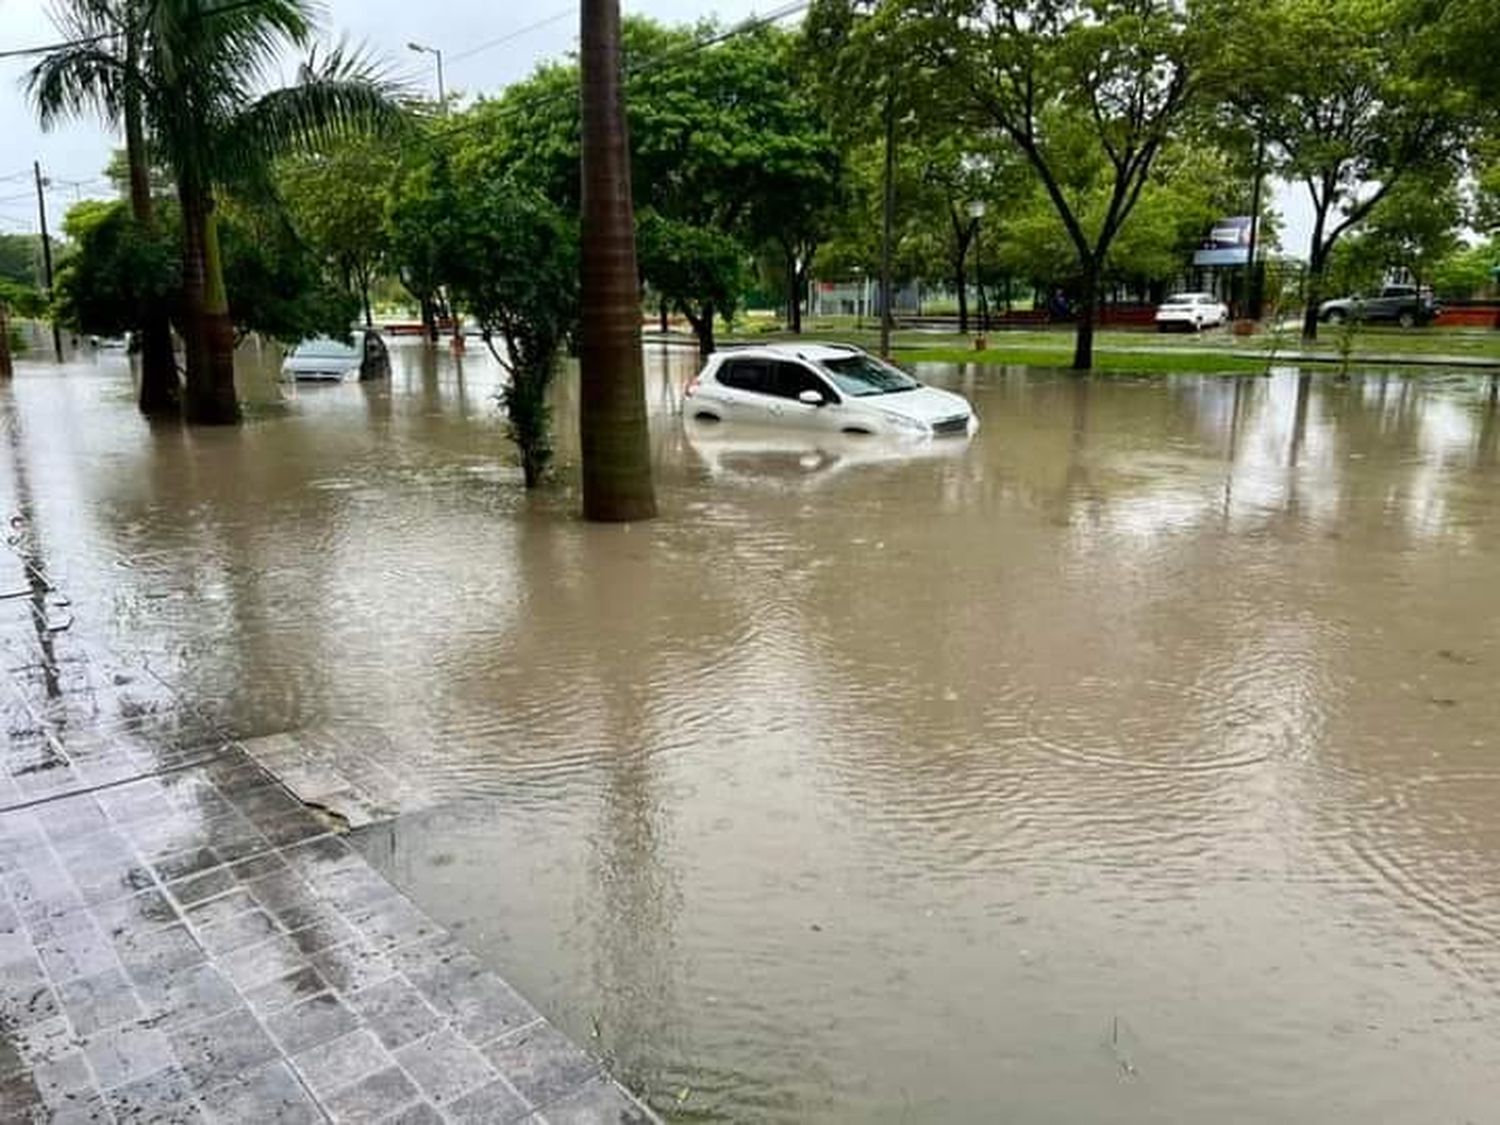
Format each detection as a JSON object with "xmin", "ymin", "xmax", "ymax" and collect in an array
[{"xmin": 0, "ymin": 547, "xmax": 656, "ymax": 1123}]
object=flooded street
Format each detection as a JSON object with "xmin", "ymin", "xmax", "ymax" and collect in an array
[{"xmin": 4, "ymin": 342, "xmax": 1500, "ymax": 1121}]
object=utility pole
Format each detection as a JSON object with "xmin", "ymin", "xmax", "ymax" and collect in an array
[{"xmin": 33, "ymin": 162, "xmax": 62, "ymax": 362}]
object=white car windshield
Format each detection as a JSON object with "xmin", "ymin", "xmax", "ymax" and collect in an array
[
  {"xmin": 819, "ymin": 354, "xmax": 920, "ymax": 397},
  {"xmin": 294, "ymin": 338, "xmax": 357, "ymax": 358},
  {"xmin": 1162, "ymin": 295, "xmax": 1200, "ymax": 306}
]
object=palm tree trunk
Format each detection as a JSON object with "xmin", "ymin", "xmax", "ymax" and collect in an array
[
  {"xmin": 180, "ymin": 180, "xmax": 240, "ymax": 424},
  {"xmin": 178, "ymin": 176, "xmax": 210, "ymax": 408},
  {"xmin": 579, "ymin": 0, "xmax": 655, "ymax": 522},
  {"xmin": 124, "ymin": 29, "xmax": 179, "ymax": 418}
]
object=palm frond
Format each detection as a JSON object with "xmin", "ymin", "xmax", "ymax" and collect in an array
[
  {"xmin": 27, "ymin": 42, "xmax": 128, "ymax": 127},
  {"xmin": 218, "ymin": 42, "xmax": 413, "ymax": 174},
  {"xmin": 145, "ymin": 0, "xmax": 313, "ymax": 94},
  {"xmin": 24, "ymin": 0, "xmax": 135, "ymax": 128}
]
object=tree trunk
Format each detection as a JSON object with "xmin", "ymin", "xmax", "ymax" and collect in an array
[
  {"xmin": 579, "ymin": 0, "xmax": 656, "ymax": 522},
  {"xmin": 1072, "ymin": 266, "xmax": 1098, "ymax": 371},
  {"xmin": 1301, "ymin": 251, "xmax": 1326, "ymax": 343},
  {"xmin": 879, "ymin": 92, "xmax": 896, "ymax": 359},
  {"xmin": 124, "ymin": 33, "xmax": 180, "ymax": 418},
  {"xmin": 785, "ymin": 246, "xmax": 800, "ymax": 333},
  {"xmin": 659, "ymin": 298, "xmax": 668, "ymax": 334},
  {"xmin": 361, "ymin": 274, "xmax": 373, "ymax": 329},
  {"xmin": 177, "ymin": 177, "xmax": 211, "ymax": 411},
  {"xmin": 181, "ymin": 182, "xmax": 241, "ymax": 425},
  {"xmin": 1302, "ymin": 203, "xmax": 1330, "ymax": 343},
  {"xmin": 420, "ymin": 294, "xmax": 438, "ymax": 342},
  {"xmin": 685, "ymin": 304, "xmax": 715, "ymax": 364},
  {"xmin": 955, "ymin": 253, "xmax": 968, "ymax": 334}
]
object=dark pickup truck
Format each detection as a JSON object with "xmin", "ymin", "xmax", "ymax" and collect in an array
[{"xmin": 1318, "ymin": 285, "xmax": 1439, "ymax": 327}]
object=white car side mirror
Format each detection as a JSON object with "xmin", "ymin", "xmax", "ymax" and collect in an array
[{"xmin": 798, "ymin": 389, "xmax": 826, "ymax": 406}]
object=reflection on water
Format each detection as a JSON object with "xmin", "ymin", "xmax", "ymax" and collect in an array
[{"xmin": 5, "ymin": 343, "xmax": 1500, "ymax": 1121}]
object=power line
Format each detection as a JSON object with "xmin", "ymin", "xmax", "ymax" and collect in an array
[{"xmin": 449, "ymin": 9, "xmax": 575, "ymax": 65}]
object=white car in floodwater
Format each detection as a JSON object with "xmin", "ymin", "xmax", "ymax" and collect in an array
[
  {"xmin": 281, "ymin": 336, "xmax": 361, "ymax": 382},
  {"xmin": 683, "ymin": 343, "xmax": 977, "ymax": 437}
]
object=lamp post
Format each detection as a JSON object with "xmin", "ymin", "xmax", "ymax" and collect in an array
[
  {"xmin": 407, "ymin": 42, "xmax": 446, "ymax": 112},
  {"xmin": 967, "ymin": 200, "xmax": 987, "ymax": 347},
  {"xmin": 409, "ymin": 41, "xmax": 462, "ymax": 350}
]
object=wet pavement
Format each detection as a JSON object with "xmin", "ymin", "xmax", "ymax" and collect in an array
[
  {"xmin": 0, "ymin": 498, "xmax": 652, "ymax": 1119},
  {"xmin": 6, "ymin": 343, "xmax": 1500, "ymax": 1121}
]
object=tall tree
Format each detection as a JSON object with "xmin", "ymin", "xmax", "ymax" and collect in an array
[
  {"xmin": 805, "ymin": 0, "xmax": 935, "ymax": 357},
  {"xmin": 903, "ymin": 0, "xmax": 1199, "ymax": 369},
  {"xmin": 580, "ymin": 0, "xmax": 656, "ymax": 521},
  {"xmin": 458, "ymin": 19, "xmax": 838, "ymax": 359},
  {"xmin": 279, "ymin": 136, "xmax": 397, "ymax": 327},
  {"xmin": 1214, "ymin": 0, "xmax": 1464, "ymax": 340},
  {"xmin": 385, "ymin": 141, "xmax": 460, "ymax": 341},
  {"xmin": 27, "ymin": 0, "xmax": 181, "ymax": 415},
  {"xmin": 127, "ymin": 2, "xmax": 402, "ymax": 423}
]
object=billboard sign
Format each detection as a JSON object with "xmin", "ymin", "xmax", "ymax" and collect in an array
[{"xmin": 1192, "ymin": 215, "xmax": 1253, "ymax": 267}]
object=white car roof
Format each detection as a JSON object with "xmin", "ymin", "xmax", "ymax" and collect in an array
[
  {"xmin": 711, "ymin": 343, "xmax": 863, "ymax": 363},
  {"xmin": 1165, "ymin": 292, "xmax": 1216, "ymax": 301}
]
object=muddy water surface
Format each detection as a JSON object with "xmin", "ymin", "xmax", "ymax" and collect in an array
[{"xmin": 4, "ymin": 342, "xmax": 1500, "ymax": 1121}]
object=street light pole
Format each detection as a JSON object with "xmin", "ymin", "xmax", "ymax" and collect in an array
[
  {"xmin": 967, "ymin": 201, "xmax": 987, "ymax": 346},
  {"xmin": 407, "ymin": 42, "xmax": 446, "ymax": 113},
  {"xmin": 409, "ymin": 42, "xmax": 462, "ymax": 350}
]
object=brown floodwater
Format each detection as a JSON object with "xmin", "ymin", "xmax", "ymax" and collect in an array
[{"xmin": 4, "ymin": 340, "xmax": 1500, "ymax": 1122}]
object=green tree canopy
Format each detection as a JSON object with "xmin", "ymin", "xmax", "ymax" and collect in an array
[
  {"xmin": 278, "ymin": 135, "xmax": 399, "ymax": 327},
  {"xmin": 52, "ymin": 198, "xmax": 177, "ymax": 339},
  {"xmin": 898, "ymin": 0, "xmax": 1203, "ymax": 368},
  {"xmin": 1210, "ymin": 0, "xmax": 1467, "ymax": 338},
  {"xmin": 0, "ymin": 235, "xmax": 44, "ymax": 289},
  {"xmin": 454, "ymin": 17, "xmax": 841, "ymax": 357}
]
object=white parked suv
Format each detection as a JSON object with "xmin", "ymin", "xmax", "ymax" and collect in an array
[
  {"xmin": 1154, "ymin": 292, "xmax": 1229, "ymax": 332},
  {"xmin": 683, "ymin": 344, "xmax": 977, "ymax": 437}
]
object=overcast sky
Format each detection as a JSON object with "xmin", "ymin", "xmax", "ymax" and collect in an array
[{"xmin": 0, "ymin": 0, "xmax": 1313, "ymax": 255}]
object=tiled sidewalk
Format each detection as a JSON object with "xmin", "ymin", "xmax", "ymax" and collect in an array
[{"xmin": 0, "ymin": 555, "xmax": 655, "ymax": 1121}]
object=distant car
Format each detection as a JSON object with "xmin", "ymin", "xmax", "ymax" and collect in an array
[
  {"xmin": 281, "ymin": 336, "xmax": 361, "ymax": 381},
  {"xmin": 1155, "ymin": 292, "xmax": 1229, "ymax": 332},
  {"xmin": 683, "ymin": 343, "xmax": 977, "ymax": 437},
  {"xmin": 1318, "ymin": 285, "xmax": 1438, "ymax": 328},
  {"xmin": 91, "ymin": 334, "xmax": 129, "ymax": 350}
]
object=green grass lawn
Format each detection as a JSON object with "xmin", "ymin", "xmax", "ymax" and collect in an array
[{"xmin": 720, "ymin": 318, "xmax": 1500, "ymax": 373}]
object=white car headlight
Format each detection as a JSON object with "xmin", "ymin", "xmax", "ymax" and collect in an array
[{"xmin": 883, "ymin": 412, "xmax": 930, "ymax": 435}]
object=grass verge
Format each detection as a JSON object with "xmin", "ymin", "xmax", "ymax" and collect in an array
[{"xmin": 900, "ymin": 345, "xmax": 1274, "ymax": 374}]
